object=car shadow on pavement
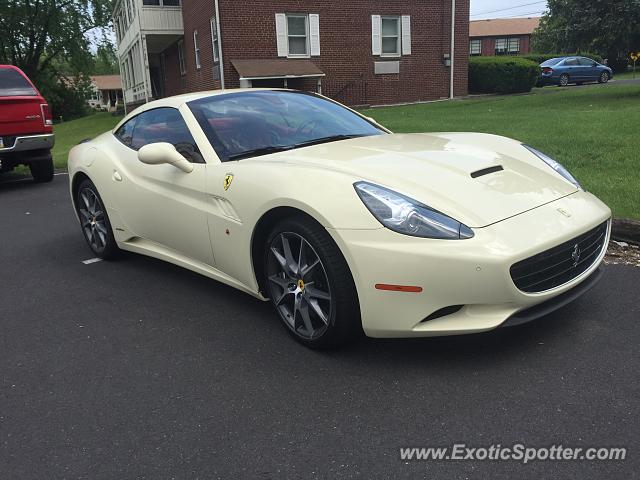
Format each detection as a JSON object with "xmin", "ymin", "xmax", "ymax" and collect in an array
[{"xmin": 106, "ymin": 247, "xmax": 583, "ymax": 371}]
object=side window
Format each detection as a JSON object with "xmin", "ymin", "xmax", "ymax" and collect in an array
[
  {"xmin": 130, "ymin": 108, "xmax": 204, "ymax": 163},
  {"xmin": 578, "ymin": 57, "xmax": 594, "ymax": 66},
  {"xmin": 564, "ymin": 58, "xmax": 579, "ymax": 66},
  {"xmin": 114, "ymin": 117, "xmax": 137, "ymax": 147}
]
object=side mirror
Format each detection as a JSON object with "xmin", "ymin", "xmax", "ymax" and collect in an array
[{"xmin": 138, "ymin": 142, "xmax": 194, "ymax": 173}]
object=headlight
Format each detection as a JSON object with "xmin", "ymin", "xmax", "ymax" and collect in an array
[
  {"xmin": 523, "ymin": 145, "xmax": 582, "ymax": 190},
  {"xmin": 354, "ymin": 182, "xmax": 474, "ymax": 239}
]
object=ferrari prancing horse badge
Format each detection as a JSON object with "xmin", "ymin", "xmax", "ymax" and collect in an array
[{"xmin": 223, "ymin": 174, "xmax": 234, "ymax": 191}]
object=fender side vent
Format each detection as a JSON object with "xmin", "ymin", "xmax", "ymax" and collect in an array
[
  {"xmin": 471, "ymin": 165, "xmax": 504, "ymax": 178},
  {"xmin": 421, "ymin": 305, "xmax": 464, "ymax": 323}
]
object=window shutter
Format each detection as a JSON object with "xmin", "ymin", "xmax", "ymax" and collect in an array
[
  {"xmin": 275, "ymin": 13, "xmax": 287, "ymax": 57},
  {"xmin": 309, "ymin": 14, "xmax": 320, "ymax": 56},
  {"xmin": 371, "ymin": 15, "xmax": 381, "ymax": 56},
  {"xmin": 401, "ymin": 15, "xmax": 411, "ymax": 55}
]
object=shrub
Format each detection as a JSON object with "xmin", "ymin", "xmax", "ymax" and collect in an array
[
  {"xmin": 520, "ymin": 52, "xmax": 604, "ymax": 65},
  {"xmin": 36, "ymin": 73, "xmax": 90, "ymax": 123},
  {"xmin": 469, "ymin": 57, "xmax": 540, "ymax": 94}
]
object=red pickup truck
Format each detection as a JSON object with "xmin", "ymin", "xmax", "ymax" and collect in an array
[{"xmin": 0, "ymin": 65, "xmax": 54, "ymax": 182}]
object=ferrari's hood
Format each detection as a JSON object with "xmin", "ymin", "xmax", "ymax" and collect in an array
[{"xmin": 261, "ymin": 133, "xmax": 578, "ymax": 228}]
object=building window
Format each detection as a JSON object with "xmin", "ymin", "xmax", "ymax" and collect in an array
[
  {"xmin": 495, "ymin": 38, "xmax": 508, "ymax": 55},
  {"xmin": 178, "ymin": 39, "xmax": 186, "ymax": 75},
  {"xmin": 142, "ymin": 0, "xmax": 180, "ymax": 5},
  {"xmin": 470, "ymin": 39, "xmax": 482, "ymax": 56},
  {"xmin": 193, "ymin": 30, "xmax": 201, "ymax": 69},
  {"xmin": 210, "ymin": 17, "xmax": 220, "ymax": 63},
  {"xmin": 381, "ymin": 16, "xmax": 401, "ymax": 56},
  {"xmin": 287, "ymin": 14, "xmax": 308, "ymax": 56},
  {"xmin": 126, "ymin": 0, "xmax": 135, "ymax": 22},
  {"xmin": 508, "ymin": 37, "xmax": 520, "ymax": 54}
]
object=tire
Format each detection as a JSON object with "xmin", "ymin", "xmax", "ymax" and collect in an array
[
  {"xmin": 559, "ymin": 74, "xmax": 570, "ymax": 87},
  {"xmin": 29, "ymin": 154, "xmax": 54, "ymax": 183},
  {"xmin": 75, "ymin": 178, "xmax": 119, "ymax": 259},
  {"xmin": 264, "ymin": 216, "xmax": 361, "ymax": 349},
  {"xmin": 598, "ymin": 71, "xmax": 610, "ymax": 84}
]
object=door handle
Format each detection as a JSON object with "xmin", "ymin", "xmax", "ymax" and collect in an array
[{"xmin": 112, "ymin": 170, "xmax": 122, "ymax": 182}]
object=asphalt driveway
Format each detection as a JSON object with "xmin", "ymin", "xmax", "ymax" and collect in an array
[{"xmin": 1, "ymin": 176, "xmax": 638, "ymax": 479}]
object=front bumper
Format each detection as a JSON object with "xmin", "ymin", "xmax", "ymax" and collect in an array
[
  {"xmin": 0, "ymin": 133, "xmax": 55, "ymax": 154},
  {"xmin": 329, "ymin": 190, "xmax": 611, "ymax": 338}
]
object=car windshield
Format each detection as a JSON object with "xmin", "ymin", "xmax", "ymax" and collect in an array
[
  {"xmin": 0, "ymin": 68, "xmax": 37, "ymax": 96},
  {"xmin": 540, "ymin": 58, "xmax": 564, "ymax": 67},
  {"xmin": 188, "ymin": 90, "xmax": 385, "ymax": 161}
]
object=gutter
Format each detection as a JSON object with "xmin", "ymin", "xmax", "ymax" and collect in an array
[
  {"xmin": 214, "ymin": 0, "xmax": 225, "ymax": 90},
  {"xmin": 450, "ymin": 0, "xmax": 456, "ymax": 99}
]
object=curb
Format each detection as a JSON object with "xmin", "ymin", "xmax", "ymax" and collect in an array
[{"xmin": 611, "ymin": 218, "xmax": 640, "ymax": 246}]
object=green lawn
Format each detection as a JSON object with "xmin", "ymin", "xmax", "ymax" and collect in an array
[
  {"xmin": 362, "ymin": 83, "xmax": 640, "ymax": 220},
  {"xmin": 52, "ymin": 112, "xmax": 123, "ymax": 169},
  {"xmin": 615, "ymin": 70, "xmax": 639, "ymax": 80}
]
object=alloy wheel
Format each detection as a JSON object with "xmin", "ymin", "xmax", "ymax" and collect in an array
[
  {"xmin": 267, "ymin": 232, "xmax": 332, "ymax": 340},
  {"xmin": 600, "ymin": 72, "xmax": 609, "ymax": 83},
  {"xmin": 78, "ymin": 187, "xmax": 108, "ymax": 253}
]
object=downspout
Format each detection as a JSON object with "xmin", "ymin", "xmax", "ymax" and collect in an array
[
  {"xmin": 137, "ymin": 6, "xmax": 150, "ymax": 104},
  {"xmin": 450, "ymin": 0, "xmax": 456, "ymax": 99},
  {"xmin": 214, "ymin": 0, "xmax": 225, "ymax": 90},
  {"xmin": 118, "ymin": 50, "xmax": 128, "ymax": 115}
]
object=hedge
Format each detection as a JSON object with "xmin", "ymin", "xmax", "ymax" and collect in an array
[
  {"xmin": 520, "ymin": 52, "xmax": 604, "ymax": 65},
  {"xmin": 468, "ymin": 57, "xmax": 540, "ymax": 94}
]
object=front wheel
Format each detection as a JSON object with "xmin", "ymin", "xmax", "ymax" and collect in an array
[
  {"xmin": 75, "ymin": 179, "xmax": 119, "ymax": 259},
  {"xmin": 559, "ymin": 74, "xmax": 570, "ymax": 87},
  {"xmin": 264, "ymin": 216, "xmax": 361, "ymax": 349},
  {"xmin": 598, "ymin": 71, "xmax": 610, "ymax": 83}
]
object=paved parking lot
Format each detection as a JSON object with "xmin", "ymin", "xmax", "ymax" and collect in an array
[{"xmin": 1, "ymin": 176, "xmax": 638, "ymax": 479}]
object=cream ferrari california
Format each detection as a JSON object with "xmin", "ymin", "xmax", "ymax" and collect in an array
[{"xmin": 68, "ymin": 89, "xmax": 611, "ymax": 348}]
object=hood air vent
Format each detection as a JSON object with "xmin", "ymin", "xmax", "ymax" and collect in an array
[{"xmin": 471, "ymin": 165, "xmax": 504, "ymax": 178}]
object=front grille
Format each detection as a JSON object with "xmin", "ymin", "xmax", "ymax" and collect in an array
[{"xmin": 510, "ymin": 221, "xmax": 608, "ymax": 293}]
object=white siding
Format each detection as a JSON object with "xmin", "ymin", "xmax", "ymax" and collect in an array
[{"xmin": 139, "ymin": 7, "xmax": 183, "ymax": 33}]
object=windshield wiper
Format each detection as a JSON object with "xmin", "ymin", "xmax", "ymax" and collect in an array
[
  {"xmin": 292, "ymin": 134, "xmax": 369, "ymax": 149},
  {"xmin": 227, "ymin": 145, "xmax": 294, "ymax": 161},
  {"xmin": 226, "ymin": 135, "xmax": 369, "ymax": 161}
]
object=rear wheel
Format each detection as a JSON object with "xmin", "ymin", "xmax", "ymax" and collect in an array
[
  {"xmin": 598, "ymin": 71, "xmax": 610, "ymax": 83},
  {"xmin": 264, "ymin": 216, "xmax": 361, "ymax": 349},
  {"xmin": 75, "ymin": 179, "xmax": 119, "ymax": 259},
  {"xmin": 559, "ymin": 74, "xmax": 570, "ymax": 87},
  {"xmin": 29, "ymin": 154, "xmax": 54, "ymax": 183}
]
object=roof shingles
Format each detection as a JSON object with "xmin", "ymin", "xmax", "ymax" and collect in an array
[{"xmin": 469, "ymin": 17, "xmax": 541, "ymax": 37}]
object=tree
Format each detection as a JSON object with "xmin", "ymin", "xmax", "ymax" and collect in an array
[
  {"xmin": 532, "ymin": 0, "xmax": 640, "ymax": 71},
  {"xmin": 0, "ymin": 0, "xmax": 115, "ymax": 120},
  {"xmin": 92, "ymin": 41, "xmax": 119, "ymax": 75},
  {"xmin": 0, "ymin": 0, "xmax": 114, "ymax": 83}
]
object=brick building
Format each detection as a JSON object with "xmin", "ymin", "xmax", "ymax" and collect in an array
[
  {"xmin": 113, "ymin": 0, "xmax": 470, "ymax": 108},
  {"xmin": 469, "ymin": 17, "xmax": 540, "ymax": 57}
]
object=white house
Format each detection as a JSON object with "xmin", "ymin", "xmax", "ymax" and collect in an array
[{"xmin": 87, "ymin": 75, "xmax": 124, "ymax": 112}]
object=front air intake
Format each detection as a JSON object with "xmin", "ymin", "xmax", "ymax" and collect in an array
[{"xmin": 510, "ymin": 221, "xmax": 608, "ymax": 293}]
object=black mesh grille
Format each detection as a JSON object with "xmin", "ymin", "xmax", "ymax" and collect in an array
[{"xmin": 510, "ymin": 221, "xmax": 608, "ymax": 293}]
